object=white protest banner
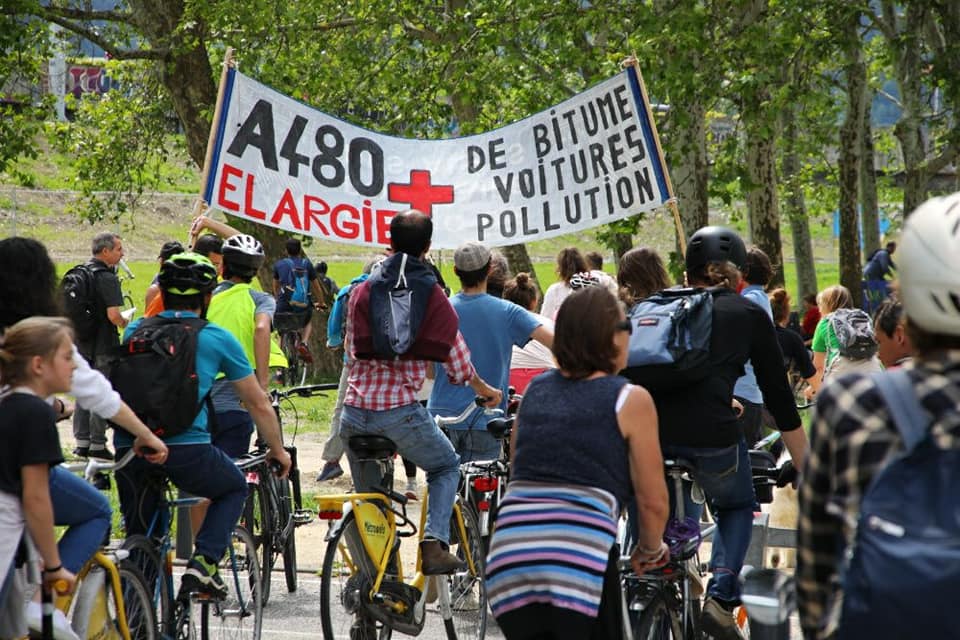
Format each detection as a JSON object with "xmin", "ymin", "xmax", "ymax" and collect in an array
[{"xmin": 203, "ymin": 64, "xmax": 672, "ymax": 249}]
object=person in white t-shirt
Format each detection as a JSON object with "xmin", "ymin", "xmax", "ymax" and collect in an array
[
  {"xmin": 540, "ymin": 247, "xmax": 589, "ymax": 320},
  {"xmin": 503, "ymin": 273, "xmax": 557, "ymax": 394}
]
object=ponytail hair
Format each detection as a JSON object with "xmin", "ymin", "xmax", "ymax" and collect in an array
[
  {"xmin": 768, "ymin": 288, "xmax": 791, "ymax": 325},
  {"xmin": 503, "ymin": 272, "xmax": 539, "ymax": 311}
]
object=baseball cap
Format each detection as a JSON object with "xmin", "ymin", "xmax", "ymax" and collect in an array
[{"xmin": 454, "ymin": 241, "xmax": 492, "ymax": 271}]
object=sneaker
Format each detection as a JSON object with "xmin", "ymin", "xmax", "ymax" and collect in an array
[
  {"xmin": 87, "ymin": 447, "xmax": 114, "ymax": 461},
  {"xmin": 316, "ymin": 460, "xmax": 344, "ymax": 482},
  {"xmin": 179, "ymin": 555, "xmax": 228, "ymax": 600},
  {"xmin": 72, "ymin": 446, "xmax": 89, "ymax": 458},
  {"xmin": 26, "ymin": 601, "xmax": 80, "ymax": 640},
  {"xmin": 701, "ymin": 597, "xmax": 744, "ymax": 640},
  {"xmin": 404, "ymin": 479, "xmax": 419, "ymax": 501},
  {"xmin": 296, "ymin": 342, "xmax": 314, "ymax": 363}
]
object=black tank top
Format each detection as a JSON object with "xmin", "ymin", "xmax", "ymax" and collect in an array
[{"xmin": 511, "ymin": 370, "xmax": 632, "ymax": 506}]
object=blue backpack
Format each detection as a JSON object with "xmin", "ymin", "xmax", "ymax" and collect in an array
[
  {"xmin": 285, "ymin": 258, "xmax": 310, "ymax": 309},
  {"xmin": 839, "ymin": 369, "xmax": 960, "ymax": 638},
  {"xmin": 621, "ymin": 287, "xmax": 713, "ymax": 392}
]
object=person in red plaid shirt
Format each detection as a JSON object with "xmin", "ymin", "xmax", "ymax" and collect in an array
[{"xmin": 341, "ymin": 210, "xmax": 501, "ymax": 575}]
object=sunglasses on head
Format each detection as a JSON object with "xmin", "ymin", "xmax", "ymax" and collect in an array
[{"xmin": 616, "ymin": 319, "xmax": 633, "ymax": 335}]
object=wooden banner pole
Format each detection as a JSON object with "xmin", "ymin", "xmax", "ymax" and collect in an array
[
  {"xmin": 191, "ymin": 47, "xmax": 235, "ymax": 247},
  {"xmin": 622, "ymin": 55, "xmax": 687, "ymax": 256}
]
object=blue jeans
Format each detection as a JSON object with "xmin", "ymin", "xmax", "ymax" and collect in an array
[
  {"xmin": 212, "ymin": 410, "xmax": 255, "ymax": 458},
  {"xmin": 662, "ymin": 438, "xmax": 756, "ymax": 603},
  {"xmin": 49, "ymin": 466, "xmax": 112, "ymax": 573},
  {"xmin": 116, "ymin": 444, "xmax": 247, "ymax": 562},
  {"xmin": 340, "ymin": 403, "xmax": 460, "ymax": 544},
  {"xmin": 444, "ymin": 406, "xmax": 502, "ymax": 463}
]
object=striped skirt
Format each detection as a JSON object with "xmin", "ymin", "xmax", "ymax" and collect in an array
[{"xmin": 485, "ymin": 481, "xmax": 619, "ymax": 621}]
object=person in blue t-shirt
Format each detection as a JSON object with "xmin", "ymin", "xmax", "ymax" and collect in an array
[
  {"xmin": 428, "ymin": 242, "xmax": 553, "ymax": 462},
  {"xmin": 113, "ymin": 253, "xmax": 291, "ymax": 602}
]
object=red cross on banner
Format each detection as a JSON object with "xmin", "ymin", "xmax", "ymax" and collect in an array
[{"xmin": 387, "ymin": 170, "xmax": 455, "ymax": 216}]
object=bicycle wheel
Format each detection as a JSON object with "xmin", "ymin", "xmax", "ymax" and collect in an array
[
  {"xmin": 446, "ymin": 505, "xmax": 487, "ymax": 640},
  {"xmin": 320, "ymin": 512, "xmax": 391, "ymax": 640},
  {"xmin": 280, "ymin": 331, "xmax": 307, "ymax": 387},
  {"xmin": 122, "ymin": 535, "xmax": 173, "ymax": 636},
  {"xmin": 634, "ymin": 590, "xmax": 684, "ymax": 639},
  {"xmin": 115, "ymin": 565, "xmax": 159, "ymax": 640},
  {"xmin": 201, "ymin": 526, "xmax": 263, "ymax": 640},
  {"xmin": 278, "ymin": 478, "xmax": 298, "ymax": 593},
  {"xmin": 243, "ymin": 477, "xmax": 274, "ymax": 606}
]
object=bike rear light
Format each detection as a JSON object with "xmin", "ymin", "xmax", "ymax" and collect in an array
[
  {"xmin": 317, "ymin": 497, "xmax": 344, "ymax": 520},
  {"xmin": 472, "ymin": 477, "xmax": 498, "ymax": 492},
  {"xmin": 477, "ymin": 500, "xmax": 491, "ymax": 511}
]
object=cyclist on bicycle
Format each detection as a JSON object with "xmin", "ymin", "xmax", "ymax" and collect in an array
[
  {"xmin": 273, "ymin": 238, "xmax": 327, "ymax": 362},
  {"xmin": 342, "ymin": 210, "xmax": 501, "ymax": 575},
  {"xmin": 114, "ymin": 253, "xmax": 291, "ymax": 600},
  {"xmin": 620, "ymin": 228, "xmax": 808, "ymax": 640},
  {"xmin": 0, "ymin": 238, "xmax": 169, "ymax": 638},
  {"xmin": 428, "ymin": 241, "xmax": 552, "ymax": 463}
]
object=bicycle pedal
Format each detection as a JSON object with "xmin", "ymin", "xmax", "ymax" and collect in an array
[{"xmin": 293, "ymin": 509, "xmax": 315, "ymax": 525}]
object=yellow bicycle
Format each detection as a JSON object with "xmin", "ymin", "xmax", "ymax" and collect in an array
[
  {"xmin": 50, "ymin": 452, "xmax": 157, "ymax": 640},
  {"xmin": 317, "ymin": 435, "xmax": 486, "ymax": 640}
]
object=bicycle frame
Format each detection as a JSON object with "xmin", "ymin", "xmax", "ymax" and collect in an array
[
  {"xmin": 55, "ymin": 551, "xmax": 132, "ymax": 640},
  {"xmin": 321, "ymin": 487, "xmax": 479, "ymax": 599}
]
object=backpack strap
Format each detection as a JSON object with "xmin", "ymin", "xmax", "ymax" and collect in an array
[{"xmin": 871, "ymin": 369, "xmax": 931, "ymax": 452}]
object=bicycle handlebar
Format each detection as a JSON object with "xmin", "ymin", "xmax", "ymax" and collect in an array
[
  {"xmin": 61, "ymin": 448, "xmax": 140, "ymax": 484},
  {"xmin": 434, "ymin": 397, "xmax": 502, "ymax": 428},
  {"xmin": 270, "ymin": 382, "xmax": 340, "ymax": 402},
  {"xmin": 117, "ymin": 259, "xmax": 135, "ymax": 279}
]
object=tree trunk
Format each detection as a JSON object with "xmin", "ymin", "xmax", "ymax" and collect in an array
[
  {"xmin": 744, "ymin": 94, "xmax": 785, "ymax": 289},
  {"xmin": 838, "ymin": 11, "xmax": 867, "ymax": 306},
  {"xmin": 885, "ymin": 1, "xmax": 930, "ymax": 217},
  {"xmin": 609, "ymin": 232, "xmax": 635, "ymax": 263},
  {"xmin": 668, "ymin": 99, "xmax": 709, "ymax": 240},
  {"xmin": 782, "ymin": 116, "xmax": 818, "ymax": 302},
  {"xmin": 860, "ymin": 97, "xmax": 881, "ymax": 254},
  {"xmin": 500, "ymin": 243, "xmax": 539, "ymax": 291},
  {"xmin": 128, "ymin": 0, "xmax": 216, "ymax": 168}
]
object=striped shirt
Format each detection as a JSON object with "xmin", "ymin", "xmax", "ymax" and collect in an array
[{"xmin": 486, "ymin": 481, "xmax": 619, "ymax": 620}]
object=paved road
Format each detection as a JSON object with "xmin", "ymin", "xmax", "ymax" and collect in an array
[{"xmin": 258, "ymin": 571, "xmax": 506, "ymax": 639}]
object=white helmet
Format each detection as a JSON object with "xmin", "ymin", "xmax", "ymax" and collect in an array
[{"xmin": 898, "ymin": 192, "xmax": 960, "ymax": 336}]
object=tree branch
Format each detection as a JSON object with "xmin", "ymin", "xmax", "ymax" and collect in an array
[
  {"xmin": 42, "ymin": 14, "xmax": 166, "ymax": 60},
  {"xmin": 876, "ymin": 88, "xmax": 903, "ymax": 108},
  {"xmin": 924, "ymin": 140, "xmax": 960, "ymax": 175},
  {"xmin": 39, "ymin": 5, "xmax": 133, "ymax": 24}
]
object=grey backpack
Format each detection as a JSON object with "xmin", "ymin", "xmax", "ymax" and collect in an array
[{"xmin": 830, "ymin": 308, "xmax": 878, "ymax": 360}]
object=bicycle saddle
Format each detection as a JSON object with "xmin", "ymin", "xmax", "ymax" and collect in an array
[
  {"xmin": 347, "ymin": 435, "xmax": 397, "ymax": 460},
  {"xmin": 486, "ymin": 417, "xmax": 513, "ymax": 440},
  {"xmin": 663, "ymin": 458, "xmax": 697, "ymax": 476}
]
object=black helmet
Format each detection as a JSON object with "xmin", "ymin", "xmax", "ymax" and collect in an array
[
  {"xmin": 685, "ymin": 226, "xmax": 747, "ymax": 272},
  {"xmin": 221, "ymin": 234, "xmax": 265, "ymax": 276},
  {"xmin": 158, "ymin": 252, "xmax": 218, "ymax": 295}
]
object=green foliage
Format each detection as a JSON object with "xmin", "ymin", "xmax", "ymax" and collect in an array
[{"xmin": 47, "ymin": 60, "xmax": 182, "ymax": 224}]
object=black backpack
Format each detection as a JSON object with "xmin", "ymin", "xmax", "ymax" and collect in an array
[
  {"xmin": 60, "ymin": 263, "xmax": 106, "ymax": 342},
  {"xmin": 108, "ymin": 316, "xmax": 211, "ymax": 439},
  {"xmin": 621, "ymin": 287, "xmax": 714, "ymax": 392}
]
